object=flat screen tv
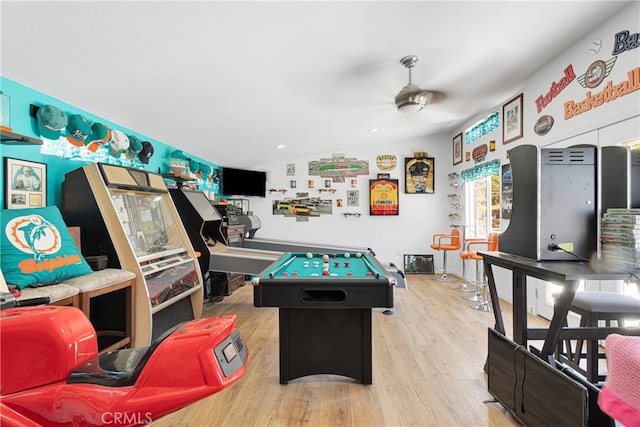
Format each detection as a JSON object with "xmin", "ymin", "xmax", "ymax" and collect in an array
[{"xmin": 220, "ymin": 167, "xmax": 266, "ymax": 197}]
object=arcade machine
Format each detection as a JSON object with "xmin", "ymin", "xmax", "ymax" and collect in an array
[
  {"xmin": 169, "ymin": 189, "xmax": 283, "ymax": 298},
  {"xmin": 499, "ymin": 144, "xmax": 598, "ymax": 261},
  {"xmin": 62, "ymin": 163, "xmax": 204, "ymax": 346}
]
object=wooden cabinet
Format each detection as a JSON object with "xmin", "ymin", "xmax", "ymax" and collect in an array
[{"xmin": 221, "ymin": 224, "xmax": 246, "ymax": 295}]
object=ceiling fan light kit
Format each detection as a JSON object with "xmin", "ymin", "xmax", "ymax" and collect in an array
[{"xmin": 395, "ymin": 55, "xmax": 434, "ymax": 113}]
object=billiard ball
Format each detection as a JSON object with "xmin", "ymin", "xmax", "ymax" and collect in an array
[
  {"xmin": 323, "ymin": 254, "xmax": 329, "ymax": 261},
  {"xmin": 344, "ymin": 253, "xmax": 350, "ymax": 258},
  {"xmin": 292, "ymin": 272, "xmax": 299, "ymax": 276},
  {"xmin": 282, "ymin": 272, "xmax": 289, "ymax": 276},
  {"xmin": 306, "ymin": 252, "xmax": 313, "ymax": 258},
  {"xmin": 334, "ymin": 261, "xmax": 340, "ymax": 267},
  {"xmin": 322, "ymin": 270, "xmax": 330, "ymax": 275},
  {"xmin": 355, "ymin": 252, "xmax": 362, "ymax": 258},
  {"xmin": 347, "ymin": 272, "xmax": 354, "ymax": 276},
  {"xmin": 344, "ymin": 261, "xmax": 350, "ymax": 267},
  {"xmin": 366, "ymin": 272, "xmax": 373, "ymax": 276}
]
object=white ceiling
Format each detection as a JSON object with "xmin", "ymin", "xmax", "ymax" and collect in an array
[{"xmin": 1, "ymin": 1, "xmax": 632, "ymax": 169}]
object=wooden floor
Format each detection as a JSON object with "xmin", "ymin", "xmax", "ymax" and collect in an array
[{"xmin": 154, "ymin": 275, "xmax": 550, "ymax": 427}]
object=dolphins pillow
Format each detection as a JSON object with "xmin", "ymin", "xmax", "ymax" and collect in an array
[{"xmin": 1, "ymin": 206, "xmax": 93, "ymax": 289}]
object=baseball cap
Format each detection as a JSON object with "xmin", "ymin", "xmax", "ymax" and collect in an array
[
  {"xmin": 85, "ymin": 123, "xmax": 112, "ymax": 152},
  {"xmin": 36, "ymin": 105, "xmax": 68, "ymax": 140},
  {"xmin": 126, "ymin": 135, "xmax": 143, "ymax": 161},
  {"xmin": 138, "ymin": 141, "xmax": 154, "ymax": 164},
  {"xmin": 109, "ymin": 129, "xmax": 130, "ymax": 156},
  {"xmin": 65, "ymin": 114, "xmax": 91, "ymax": 146}
]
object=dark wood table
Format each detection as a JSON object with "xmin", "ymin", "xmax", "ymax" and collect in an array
[{"xmin": 480, "ymin": 251, "xmax": 639, "ymax": 361}]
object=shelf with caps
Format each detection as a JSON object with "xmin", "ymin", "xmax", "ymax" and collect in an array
[{"xmin": 0, "ymin": 129, "xmax": 42, "ymax": 145}]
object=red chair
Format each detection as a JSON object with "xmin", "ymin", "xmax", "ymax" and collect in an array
[
  {"xmin": 461, "ymin": 233, "xmax": 499, "ymax": 312},
  {"xmin": 430, "ymin": 228, "xmax": 462, "ymax": 282}
]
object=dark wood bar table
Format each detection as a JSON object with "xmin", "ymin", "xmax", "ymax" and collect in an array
[{"xmin": 480, "ymin": 251, "xmax": 639, "ymax": 361}]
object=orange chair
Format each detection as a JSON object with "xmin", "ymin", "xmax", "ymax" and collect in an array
[
  {"xmin": 430, "ymin": 228, "xmax": 462, "ymax": 282},
  {"xmin": 461, "ymin": 233, "xmax": 499, "ymax": 312}
]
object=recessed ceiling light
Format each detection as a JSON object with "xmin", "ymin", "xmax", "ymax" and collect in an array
[
  {"xmin": 369, "ymin": 128, "xmax": 380, "ymax": 133},
  {"xmin": 275, "ymin": 144, "xmax": 286, "ymax": 149}
]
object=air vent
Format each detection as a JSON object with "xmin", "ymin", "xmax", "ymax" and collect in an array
[{"xmin": 542, "ymin": 147, "xmax": 595, "ymax": 165}]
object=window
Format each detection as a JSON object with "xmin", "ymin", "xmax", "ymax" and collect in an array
[{"xmin": 464, "ymin": 174, "xmax": 500, "ymax": 239}]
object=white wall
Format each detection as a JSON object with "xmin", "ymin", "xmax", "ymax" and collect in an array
[
  {"xmin": 248, "ymin": 133, "xmax": 452, "ymax": 269},
  {"xmin": 452, "ymin": 2, "xmax": 640, "ymax": 310},
  {"xmin": 237, "ymin": 2, "xmax": 639, "ymax": 293}
]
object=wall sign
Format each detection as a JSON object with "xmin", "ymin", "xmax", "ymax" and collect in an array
[{"xmin": 369, "ymin": 179, "xmax": 398, "ymax": 216}]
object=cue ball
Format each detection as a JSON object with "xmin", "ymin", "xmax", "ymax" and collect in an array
[
  {"xmin": 356, "ymin": 252, "xmax": 362, "ymax": 258},
  {"xmin": 344, "ymin": 253, "xmax": 350, "ymax": 258},
  {"xmin": 306, "ymin": 252, "xmax": 313, "ymax": 258},
  {"xmin": 323, "ymin": 254, "xmax": 329, "ymax": 261}
]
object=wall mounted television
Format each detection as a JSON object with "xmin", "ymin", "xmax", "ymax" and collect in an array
[{"xmin": 220, "ymin": 167, "xmax": 267, "ymax": 197}]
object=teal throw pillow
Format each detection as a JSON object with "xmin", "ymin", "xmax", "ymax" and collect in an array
[{"xmin": 1, "ymin": 206, "xmax": 93, "ymax": 288}]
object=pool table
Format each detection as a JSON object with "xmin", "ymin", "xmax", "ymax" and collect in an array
[{"xmin": 253, "ymin": 252, "xmax": 395, "ymax": 384}]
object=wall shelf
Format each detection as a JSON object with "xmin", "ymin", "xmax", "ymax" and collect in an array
[{"xmin": 0, "ymin": 129, "xmax": 42, "ymax": 145}]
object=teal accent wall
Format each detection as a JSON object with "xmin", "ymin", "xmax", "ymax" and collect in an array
[{"xmin": 0, "ymin": 76, "xmax": 219, "ymax": 208}]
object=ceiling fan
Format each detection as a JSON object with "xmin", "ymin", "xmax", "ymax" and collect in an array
[{"xmin": 395, "ymin": 55, "xmax": 435, "ymax": 113}]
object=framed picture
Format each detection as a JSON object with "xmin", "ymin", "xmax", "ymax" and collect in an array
[
  {"xmin": 405, "ymin": 157, "xmax": 434, "ymax": 194},
  {"xmin": 369, "ymin": 178, "xmax": 398, "ymax": 215},
  {"xmin": 4, "ymin": 157, "xmax": 47, "ymax": 209},
  {"xmin": 404, "ymin": 254, "xmax": 434, "ymax": 274},
  {"xmin": 502, "ymin": 93, "xmax": 523, "ymax": 144},
  {"xmin": 452, "ymin": 133, "xmax": 463, "ymax": 165}
]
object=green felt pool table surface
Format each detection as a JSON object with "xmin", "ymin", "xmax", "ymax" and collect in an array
[{"xmin": 264, "ymin": 252, "xmax": 385, "ymax": 278}]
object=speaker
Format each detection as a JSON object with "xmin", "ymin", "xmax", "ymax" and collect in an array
[{"xmin": 500, "ymin": 145, "xmax": 598, "ymax": 261}]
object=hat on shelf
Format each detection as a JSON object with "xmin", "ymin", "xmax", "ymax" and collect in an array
[
  {"xmin": 36, "ymin": 105, "xmax": 68, "ymax": 140},
  {"xmin": 126, "ymin": 135, "xmax": 143, "ymax": 161},
  {"xmin": 109, "ymin": 129, "xmax": 130, "ymax": 156},
  {"xmin": 138, "ymin": 141, "xmax": 154, "ymax": 164},
  {"xmin": 65, "ymin": 114, "xmax": 91, "ymax": 146},
  {"xmin": 85, "ymin": 122, "xmax": 112, "ymax": 152},
  {"xmin": 200, "ymin": 164, "xmax": 213, "ymax": 178},
  {"xmin": 170, "ymin": 150, "xmax": 187, "ymax": 159}
]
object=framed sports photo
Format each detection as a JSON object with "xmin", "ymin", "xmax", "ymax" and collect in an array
[
  {"xmin": 503, "ymin": 93, "xmax": 523, "ymax": 144},
  {"xmin": 452, "ymin": 133, "xmax": 463, "ymax": 165},
  {"xmin": 405, "ymin": 157, "xmax": 434, "ymax": 194},
  {"xmin": 4, "ymin": 157, "xmax": 47, "ymax": 209}
]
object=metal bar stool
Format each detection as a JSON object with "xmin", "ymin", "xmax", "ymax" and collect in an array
[
  {"xmin": 461, "ymin": 233, "xmax": 499, "ymax": 312},
  {"xmin": 430, "ymin": 228, "xmax": 461, "ymax": 282},
  {"xmin": 452, "ymin": 238, "xmax": 486, "ymax": 292}
]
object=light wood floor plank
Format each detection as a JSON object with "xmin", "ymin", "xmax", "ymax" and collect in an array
[{"xmin": 153, "ymin": 275, "xmax": 548, "ymax": 426}]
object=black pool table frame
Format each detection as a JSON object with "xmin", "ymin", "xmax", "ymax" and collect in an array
[{"xmin": 253, "ymin": 274, "xmax": 395, "ymax": 385}]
